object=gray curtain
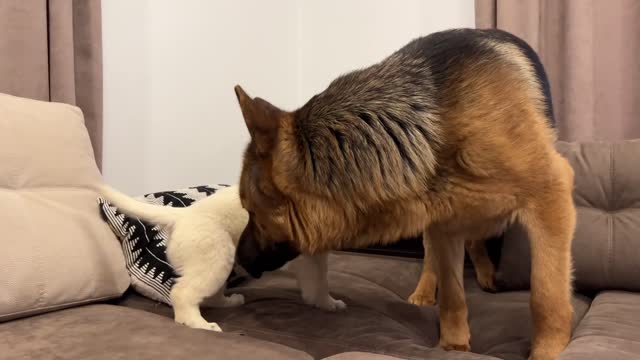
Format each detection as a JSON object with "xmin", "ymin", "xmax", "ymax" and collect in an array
[
  {"xmin": 476, "ymin": 0, "xmax": 640, "ymax": 142},
  {"xmin": 0, "ymin": 0, "xmax": 103, "ymax": 169}
]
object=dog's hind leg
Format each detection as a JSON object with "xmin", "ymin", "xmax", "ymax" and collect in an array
[
  {"xmin": 169, "ymin": 231, "xmax": 236, "ymax": 332},
  {"xmin": 408, "ymin": 232, "xmax": 437, "ymax": 306},
  {"xmin": 520, "ymin": 158, "xmax": 575, "ymax": 360},
  {"xmin": 466, "ymin": 237, "xmax": 496, "ymax": 292}
]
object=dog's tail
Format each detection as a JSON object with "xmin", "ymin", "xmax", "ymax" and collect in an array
[{"xmin": 95, "ymin": 184, "xmax": 182, "ymax": 227}]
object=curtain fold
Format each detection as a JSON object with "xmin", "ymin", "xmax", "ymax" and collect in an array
[
  {"xmin": 476, "ymin": 0, "xmax": 640, "ymax": 142},
  {"xmin": 0, "ymin": 0, "xmax": 103, "ymax": 169}
]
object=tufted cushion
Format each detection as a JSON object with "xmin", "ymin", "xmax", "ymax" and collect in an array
[
  {"xmin": 496, "ymin": 139, "xmax": 640, "ymax": 293},
  {"xmin": 557, "ymin": 291, "xmax": 640, "ymax": 360},
  {"xmin": 118, "ymin": 252, "xmax": 591, "ymax": 360},
  {"xmin": 0, "ymin": 93, "xmax": 130, "ymax": 321}
]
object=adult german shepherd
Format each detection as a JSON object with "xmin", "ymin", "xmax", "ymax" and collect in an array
[{"xmin": 234, "ymin": 28, "xmax": 575, "ymax": 360}]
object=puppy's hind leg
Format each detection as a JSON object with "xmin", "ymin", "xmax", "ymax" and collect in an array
[
  {"xmin": 169, "ymin": 231, "xmax": 236, "ymax": 332},
  {"xmin": 171, "ymin": 276, "xmax": 224, "ymax": 331}
]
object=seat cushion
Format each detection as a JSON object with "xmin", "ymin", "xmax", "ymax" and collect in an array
[
  {"xmin": 0, "ymin": 304, "xmax": 311, "ymax": 360},
  {"xmin": 323, "ymin": 353, "xmax": 409, "ymax": 360},
  {"xmin": 497, "ymin": 139, "xmax": 640, "ymax": 293},
  {"xmin": 558, "ymin": 291, "xmax": 640, "ymax": 360},
  {"xmin": 322, "ymin": 351, "xmax": 493, "ymax": 360},
  {"xmin": 118, "ymin": 252, "xmax": 590, "ymax": 360},
  {"xmin": 0, "ymin": 93, "xmax": 129, "ymax": 321}
]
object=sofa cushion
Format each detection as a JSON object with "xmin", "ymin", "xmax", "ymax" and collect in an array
[
  {"xmin": 496, "ymin": 139, "xmax": 640, "ymax": 293},
  {"xmin": 323, "ymin": 353, "xmax": 408, "ymax": 360},
  {"xmin": 0, "ymin": 93, "xmax": 129, "ymax": 321},
  {"xmin": 557, "ymin": 291, "xmax": 640, "ymax": 360},
  {"xmin": 322, "ymin": 351, "xmax": 492, "ymax": 360},
  {"xmin": 118, "ymin": 252, "xmax": 590, "ymax": 360},
  {"xmin": 0, "ymin": 304, "xmax": 311, "ymax": 360}
]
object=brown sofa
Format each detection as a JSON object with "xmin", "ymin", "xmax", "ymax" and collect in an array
[{"xmin": 2, "ymin": 93, "xmax": 639, "ymax": 360}]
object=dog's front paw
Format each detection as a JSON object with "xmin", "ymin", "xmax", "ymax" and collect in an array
[
  {"xmin": 438, "ymin": 340, "xmax": 471, "ymax": 352},
  {"xmin": 408, "ymin": 291, "xmax": 436, "ymax": 306}
]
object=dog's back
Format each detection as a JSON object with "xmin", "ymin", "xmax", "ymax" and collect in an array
[{"xmin": 239, "ymin": 28, "xmax": 560, "ymax": 251}]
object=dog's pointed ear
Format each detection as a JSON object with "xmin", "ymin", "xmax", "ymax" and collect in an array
[{"xmin": 234, "ymin": 85, "xmax": 286, "ymax": 154}]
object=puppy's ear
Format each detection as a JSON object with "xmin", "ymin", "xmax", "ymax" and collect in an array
[{"xmin": 234, "ymin": 85, "xmax": 286, "ymax": 155}]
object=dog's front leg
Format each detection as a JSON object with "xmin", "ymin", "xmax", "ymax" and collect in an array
[{"xmin": 289, "ymin": 253, "xmax": 346, "ymax": 311}]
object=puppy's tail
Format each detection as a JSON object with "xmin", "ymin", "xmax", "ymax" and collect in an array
[{"xmin": 95, "ymin": 184, "xmax": 182, "ymax": 227}]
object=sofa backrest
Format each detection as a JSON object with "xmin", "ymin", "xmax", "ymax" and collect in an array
[
  {"xmin": 497, "ymin": 139, "xmax": 640, "ymax": 293},
  {"xmin": 0, "ymin": 93, "xmax": 129, "ymax": 321}
]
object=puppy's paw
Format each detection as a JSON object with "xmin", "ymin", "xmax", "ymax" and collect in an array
[
  {"xmin": 198, "ymin": 322, "xmax": 223, "ymax": 332},
  {"xmin": 304, "ymin": 295, "xmax": 347, "ymax": 312},
  {"xmin": 323, "ymin": 297, "xmax": 347, "ymax": 311},
  {"xmin": 202, "ymin": 293, "xmax": 245, "ymax": 308},
  {"xmin": 176, "ymin": 318, "xmax": 223, "ymax": 332},
  {"xmin": 225, "ymin": 293, "xmax": 245, "ymax": 307},
  {"xmin": 408, "ymin": 291, "xmax": 436, "ymax": 306}
]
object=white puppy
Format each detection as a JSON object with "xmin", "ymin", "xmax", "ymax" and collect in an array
[{"xmin": 96, "ymin": 184, "xmax": 248, "ymax": 331}]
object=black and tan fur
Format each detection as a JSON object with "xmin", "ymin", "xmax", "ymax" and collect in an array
[{"xmin": 234, "ymin": 29, "xmax": 575, "ymax": 360}]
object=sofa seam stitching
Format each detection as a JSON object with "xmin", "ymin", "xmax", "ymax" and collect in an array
[
  {"xmin": 0, "ymin": 294, "xmax": 122, "ymax": 320},
  {"xmin": 0, "ymin": 186, "xmax": 95, "ymax": 192},
  {"xmin": 570, "ymin": 333, "xmax": 640, "ymax": 346},
  {"xmin": 216, "ymin": 322, "xmax": 434, "ymax": 360},
  {"xmin": 329, "ymin": 270, "xmax": 407, "ymax": 301},
  {"xmin": 607, "ymin": 144, "xmax": 615, "ymax": 286},
  {"xmin": 22, "ymin": 195, "xmax": 47, "ymax": 309}
]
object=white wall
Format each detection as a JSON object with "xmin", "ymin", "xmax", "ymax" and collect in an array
[
  {"xmin": 102, "ymin": 0, "xmax": 474, "ymax": 194},
  {"xmin": 298, "ymin": 0, "xmax": 475, "ymax": 100}
]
